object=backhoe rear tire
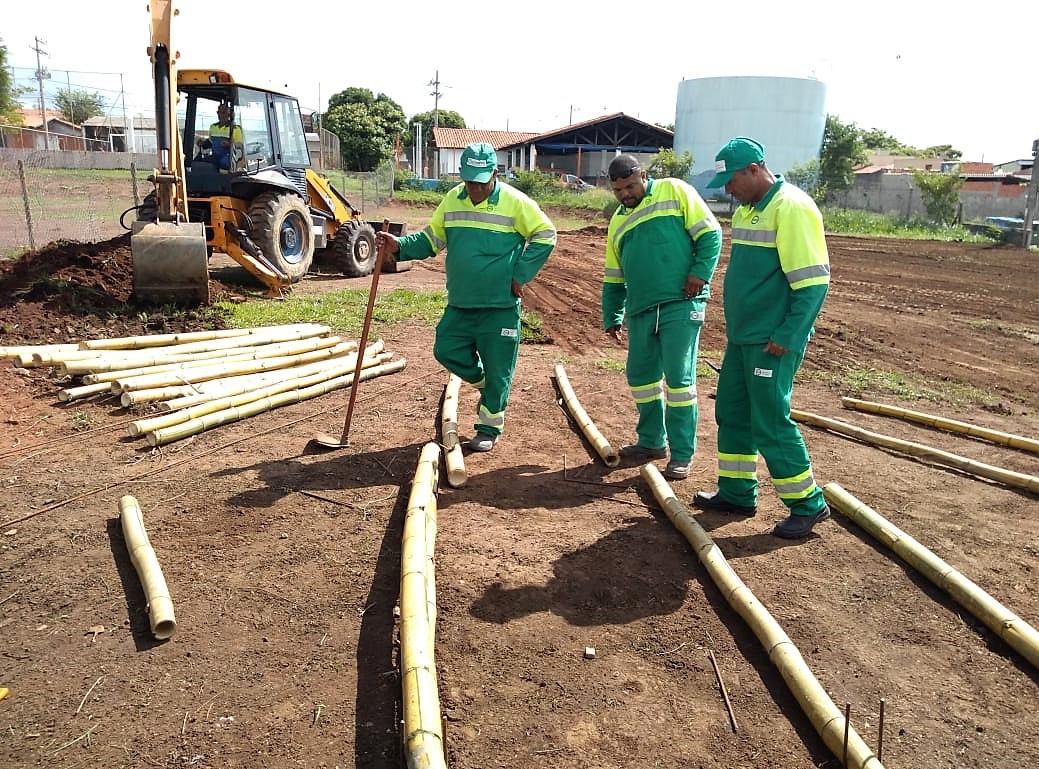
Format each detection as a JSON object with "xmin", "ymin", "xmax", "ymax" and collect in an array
[
  {"xmin": 335, "ymin": 220, "xmax": 377, "ymax": 277},
  {"xmin": 248, "ymin": 192, "xmax": 314, "ymax": 282}
]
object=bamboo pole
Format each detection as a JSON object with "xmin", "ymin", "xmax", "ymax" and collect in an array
[
  {"xmin": 792, "ymin": 408, "xmax": 1039, "ymax": 494},
  {"xmin": 841, "ymin": 397, "xmax": 1039, "ymax": 455},
  {"xmin": 129, "ymin": 352, "xmax": 393, "ymax": 437},
  {"xmin": 1, "ymin": 343, "xmax": 79, "ymax": 363},
  {"xmin": 400, "ymin": 442, "xmax": 447, "ymax": 769},
  {"xmin": 112, "ymin": 339, "xmax": 368, "ymax": 394},
  {"xmin": 554, "ymin": 364, "xmax": 620, "ymax": 467},
  {"xmin": 58, "ymin": 381, "xmax": 118, "ymax": 402},
  {"xmin": 118, "ymin": 495, "xmax": 176, "ymax": 641},
  {"xmin": 824, "ymin": 483, "xmax": 1039, "ymax": 672},
  {"xmin": 444, "ymin": 443, "xmax": 467, "ymax": 488},
  {"xmin": 68, "ymin": 335, "xmax": 347, "ymax": 379},
  {"xmin": 640, "ymin": 464, "xmax": 884, "ymax": 769},
  {"xmin": 146, "ymin": 341, "xmax": 384, "ymax": 411},
  {"xmin": 146, "ymin": 359, "xmax": 406, "ymax": 446},
  {"xmin": 62, "ymin": 328, "xmax": 338, "ymax": 377},
  {"xmin": 79, "ymin": 323, "xmax": 328, "ymax": 350},
  {"xmin": 441, "ymin": 374, "xmax": 461, "ymax": 450}
]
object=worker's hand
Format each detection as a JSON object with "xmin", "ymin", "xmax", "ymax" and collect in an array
[
  {"xmin": 375, "ymin": 231, "xmax": 400, "ymax": 256},
  {"xmin": 683, "ymin": 275, "xmax": 706, "ymax": 299},
  {"xmin": 511, "ymin": 280, "xmax": 523, "ymax": 298},
  {"xmin": 764, "ymin": 340, "xmax": 789, "ymax": 356},
  {"xmin": 606, "ymin": 325, "xmax": 624, "ymax": 343}
]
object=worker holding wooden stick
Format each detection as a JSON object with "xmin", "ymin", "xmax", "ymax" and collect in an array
[
  {"xmin": 694, "ymin": 137, "xmax": 831, "ymax": 539},
  {"xmin": 376, "ymin": 143, "xmax": 556, "ymax": 452}
]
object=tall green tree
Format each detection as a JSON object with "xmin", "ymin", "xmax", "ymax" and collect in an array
[
  {"xmin": 819, "ymin": 114, "xmax": 868, "ymax": 198},
  {"xmin": 785, "ymin": 158, "xmax": 822, "ymax": 201},
  {"xmin": 323, "ymin": 88, "xmax": 407, "ymax": 171},
  {"xmin": 647, "ymin": 148, "xmax": 692, "ymax": 180},
  {"xmin": 912, "ymin": 169, "xmax": 964, "ymax": 225},
  {"xmin": 54, "ymin": 88, "xmax": 106, "ymax": 124},
  {"xmin": 0, "ymin": 39, "xmax": 26, "ymax": 125}
]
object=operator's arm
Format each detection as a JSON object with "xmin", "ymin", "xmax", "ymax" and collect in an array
[
  {"xmin": 601, "ymin": 224, "xmax": 626, "ymax": 332},
  {"xmin": 395, "ymin": 198, "xmax": 450, "ymax": 262},
  {"xmin": 512, "ymin": 201, "xmax": 557, "ymax": 286},
  {"xmin": 771, "ymin": 198, "xmax": 830, "ymax": 351}
]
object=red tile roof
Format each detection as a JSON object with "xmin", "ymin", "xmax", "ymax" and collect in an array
[{"xmin": 432, "ymin": 127, "xmax": 539, "ymax": 150}]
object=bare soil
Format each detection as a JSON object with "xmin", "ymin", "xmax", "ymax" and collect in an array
[{"xmin": 1, "ymin": 204, "xmax": 1037, "ymax": 769}]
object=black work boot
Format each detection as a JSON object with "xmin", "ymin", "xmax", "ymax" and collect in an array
[
  {"xmin": 691, "ymin": 490, "xmax": 756, "ymax": 517},
  {"xmin": 772, "ymin": 506, "xmax": 831, "ymax": 539}
]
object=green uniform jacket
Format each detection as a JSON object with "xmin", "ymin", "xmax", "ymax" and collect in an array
[
  {"xmin": 396, "ymin": 182, "xmax": 557, "ymax": 308},
  {"xmin": 725, "ymin": 177, "xmax": 830, "ymax": 349},
  {"xmin": 602, "ymin": 178, "xmax": 722, "ymax": 329}
]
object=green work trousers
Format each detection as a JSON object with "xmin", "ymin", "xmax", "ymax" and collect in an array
[
  {"xmin": 433, "ymin": 305, "xmax": 521, "ymax": 437},
  {"xmin": 713, "ymin": 341, "xmax": 827, "ymax": 516},
  {"xmin": 625, "ymin": 299, "xmax": 704, "ymax": 463}
]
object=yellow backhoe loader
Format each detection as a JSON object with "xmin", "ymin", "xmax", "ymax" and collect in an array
[{"xmin": 131, "ymin": 1, "xmax": 404, "ymax": 304}]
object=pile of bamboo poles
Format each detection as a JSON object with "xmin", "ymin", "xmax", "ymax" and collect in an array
[{"xmin": 1, "ymin": 323, "xmax": 406, "ymax": 446}]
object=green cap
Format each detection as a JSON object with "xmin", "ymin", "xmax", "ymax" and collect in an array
[
  {"xmin": 459, "ymin": 142, "xmax": 498, "ymax": 183},
  {"xmin": 706, "ymin": 137, "xmax": 765, "ymax": 188}
]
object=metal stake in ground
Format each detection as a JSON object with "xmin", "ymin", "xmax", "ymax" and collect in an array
[{"xmin": 311, "ymin": 219, "xmax": 390, "ymax": 449}]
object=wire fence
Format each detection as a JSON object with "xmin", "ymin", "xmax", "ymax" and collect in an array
[{"xmin": 0, "ymin": 149, "xmax": 396, "ymax": 259}]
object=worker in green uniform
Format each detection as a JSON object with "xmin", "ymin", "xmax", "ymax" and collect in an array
[
  {"xmin": 376, "ymin": 142, "xmax": 556, "ymax": 452},
  {"xmin": 693, "ymin": 137, "xmax": 831, "ymax": 538},
  {"xmin": 602, "ymin": 155, "xmax": 722, "ymax": 480}
]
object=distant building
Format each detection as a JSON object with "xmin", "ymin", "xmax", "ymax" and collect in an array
[{"xmin": 1, "ymin": 108, "xmax": 84, "ymax": 150}]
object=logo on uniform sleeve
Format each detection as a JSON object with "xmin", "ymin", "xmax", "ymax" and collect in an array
[
  {"xmin": 690, "ymin": 310, "xmax": 705, "ymax": 321},
  {"xmin": 753, "ymin": 367, "xmax": 773, "ymax": 378},
  {"xmin": 501, "ymin": 327, "xmax": 518, "ymax": 338}
]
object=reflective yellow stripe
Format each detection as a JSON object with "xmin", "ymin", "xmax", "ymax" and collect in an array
[
  {"xmin": 773, "ymin": 467, "xmax": 817, "ymax": 500},
  {"xmin": 477, "ymin": 404, "xmax": 504, "ymax": 429},
  {"xmin": 665, "ymin": 384, "xmax": 697, "ymax": 407},
  {"xmin": 717, "ymin": 452, "xmax": 758, "ymax": 479},
  {"xmin": 630, "ymin": 380, "xmax": 663, "ymax": 404}
]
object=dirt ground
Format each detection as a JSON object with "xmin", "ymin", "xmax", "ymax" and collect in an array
[{"xmin": 1, "ymin": 203, "xmax": 1038, "ymax": 769}]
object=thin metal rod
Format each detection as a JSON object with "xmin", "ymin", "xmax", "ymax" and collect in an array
[
  {"xmin": 843, "ymin": 702, "xmax": 851, "ymax": 766},
  {"xmin": 708, "ymin": 650, "xmax": 738, "ymax": 733},
  {"xmin": 877, "ymin": 697, "xmax": 886, "ymax": 762}
]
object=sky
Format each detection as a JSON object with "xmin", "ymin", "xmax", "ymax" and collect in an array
[{"xmin": 4, "ymin": 0, "xmax": 1038, "ymax": 165}]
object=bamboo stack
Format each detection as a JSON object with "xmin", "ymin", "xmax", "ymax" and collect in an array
[{"xmin": 3, "ymin": 324, "xmax": 407, "ymax": 447}]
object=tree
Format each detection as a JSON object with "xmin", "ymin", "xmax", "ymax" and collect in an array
[
  {"xmin": 54, "ymin": 88, "xmax": 106, "ymax": 125},
  {"xmin": 819, "ymin": 114, "xmax": 868, "ymax": 198},
  {"xmin": 647, "ymin": 148, "xmax": 692, "ymax": 181},
  {"xmin": 912, "ymin": 169, "xmax": 964, "ymax": 225},
  {"xmin": 323, "ymin": 88, "xmax": 407, "ymax": 171},
  {"xmin": 0, "ymin": 39, "xmax": 26, "ymax": 125},
  {"xmin": 785, "ymin": 158, "xmax": 822, "ymax": 201},
  {"xmin": 406, "ymin": 109, "xmax": 466, "ymax": 173}
]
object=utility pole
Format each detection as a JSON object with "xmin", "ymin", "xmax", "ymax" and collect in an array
[
  {"xmin": 31, "ymin": 36, "xmax": 51, "ymax": 150},
  {"xmin": 1024, "ymin": 138, "xmax": 1039, "ymax": 249},
  {"xmin": 428, "ymin": 70, "xmax": 445, "ymax": 129}
]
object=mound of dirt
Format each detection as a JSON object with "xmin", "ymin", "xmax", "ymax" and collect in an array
[{"xmin": 0, "ymin": 236, "xmax": 246, "ymax": 344}]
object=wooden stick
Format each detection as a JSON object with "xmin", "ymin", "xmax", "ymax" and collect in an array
[
  {"xmin": 708, "ymin": 649, "xmax": 738, "ymax": 733},
  {"xmin": 75, "ymin": 676, "xmax": 104, "ymax": 715}
]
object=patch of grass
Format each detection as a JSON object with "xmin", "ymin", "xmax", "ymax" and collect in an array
[
  {"xmin": 216, "ymin": 288, "xmax": 447, "ymax": 335},
  {"xmin": 808, "ymin": 364, "xmax": 998, "ymax": 407},
  {"xmin": 520, "ymin": 309, "xmax": 549, "ymax": 344},
  {"xmin": 69, "ymin": 411, "xmax": 93, "ymax": 431},
  {"xmin": 821, "ymin": 207, "xmax": 992, "ymax": 243},
  {"xmin": 965, "ymin": 319, "xmax": 1039, "ymax": 343},
  {"xmin": 593, "ymin": 355, "xmax": 625, "ymax": 373}
]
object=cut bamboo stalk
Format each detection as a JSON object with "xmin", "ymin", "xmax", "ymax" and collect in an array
[
  {"xmin": 824, "ymin": 482, "xmax": 1039, "ymax": 672},
  {"xmin": 791, "ymin": 408, "xmax": 1039, "ymax": 494},
  {"xmin": 32, "ymin": 349, "xmax": 105, "ymax": 367},
  {"xmin": 129, "ymin": 352, "xmax": 393, "ymax": 437},
  {"xmin": 400, "ymin": 442, "xmax": 447, "ymax": 769},
  {"xmin": 441, "ymin": 374, "xmax": 461, "ymax": 450},
  {"xmin": 444, "ymin": 443, "xmax": 467, "ymax": 488},
  {"xmin": 641, "ymin": 464, "xmax": 884, "ymax": 769},
  {"xmin": 147, "ymin": 343, "xmax": 385, "ymax": 412},
  {"xmin": 118, "ymin": 495, "xmax": 176, "ymax": 641},
  {"xmin": 113, "ymin": 339, "xmax": 369, "ymax": 394},
  {"xmin": 146, "ymin": 359, "xmax": 406, "ymax": 446},
  {"xmin": 554, "ymin": 363, "xmax": 620, "ymax": 467},
  {"xmin": 69, "ymin": 335, "xmax": 348, "ymax": 379},
  {"xmin": 2, "ymin": 343, "xmax": 79, "ymax": 364},
  {"xmin": 59, "ymin": 324, "xmax": 332, "ymax": 376},
  {"xmin": 841, "ymin": 396, "xmax": 1039, "ymax": 455},
  {"xmin": 58, "ymin": 381, "xmax": 118, "ymax": 402},
  {"xmin": 79, "ymin": 323, "xmax": 328, "ymax": 350}
]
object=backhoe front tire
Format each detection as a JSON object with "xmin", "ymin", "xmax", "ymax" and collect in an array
[
  {"xmin": 335, "ymin": 220, "xmax": 377, "ymax": 277},
  {"xmin": 248, "ymin": 192, "xmax": 314, "ymax": 282}
]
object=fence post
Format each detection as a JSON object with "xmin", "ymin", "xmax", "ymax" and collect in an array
[
  {"xmin": 130, "ymin": 162, "xmax": 141, "ymax": 207},
  {"xmin": 17, "ymin": 160, "xmax": 36, "ymax": 252}
]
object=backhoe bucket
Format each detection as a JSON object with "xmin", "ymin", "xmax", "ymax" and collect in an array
[{"xmin": 131, "ymin": 220, "xmax": 211, "ymax": 304}]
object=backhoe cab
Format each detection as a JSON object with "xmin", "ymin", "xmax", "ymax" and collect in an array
[{"xmin": 131, "ymin": 3, "xmax": 402, "ymax": 304}]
